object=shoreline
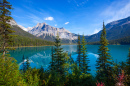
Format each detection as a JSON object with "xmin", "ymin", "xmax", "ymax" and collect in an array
[
  {"xmin": 6, "ymin": 44, "xmax": 130, "ymax": 48},
  {"xmin": 6, "ymin": 44, "xmax": 77, "ymax": 48}
]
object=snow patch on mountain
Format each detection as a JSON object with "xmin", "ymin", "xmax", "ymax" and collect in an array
[{"xmin": 28, "ymin": 23, "xmax": 77, "ymax": 40}]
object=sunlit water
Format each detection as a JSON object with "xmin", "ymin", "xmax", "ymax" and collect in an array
[{"xmin": 9, "ymin": 45, "xmax": 130, "ymax": 75}]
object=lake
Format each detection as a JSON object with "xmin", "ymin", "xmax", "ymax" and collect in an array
[{"xmin": 9, "ymin": 45, "xmax": 130, "ymax": 75}]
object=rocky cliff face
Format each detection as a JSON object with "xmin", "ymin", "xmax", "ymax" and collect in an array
[{"xmin": 28, "ymin": 23, "xmax": 77, "ymax": 40}]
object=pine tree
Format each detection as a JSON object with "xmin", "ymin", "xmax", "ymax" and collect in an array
[
  {"xmin": 53, "ymin": 34, "xmax": 65, "ymax": 74},
  {"xmin": 126, "ymin": 48, "xmax": 130, "ymax": 75},
  {"xmin": 81, "ymin": 35, "xmax": 90, "ymax": 74},
  {"xmin": 125, "ymin": 48, "xmax": 130, "ymax": 86},
  {"xmin": 77, "ymin": 34, "xmax": 82, "ymax": 68},
  {"xmin": 26, "ymin": 56, "xmax": 30, "ymax": 70},
  {"xmin": 22, "ymin": 55, "xmax": 26, "ymax": 72},
  {"xmin": 0, "ymin": 0, "xmax": 15, "ymax": 57},
  {"xmin": 96, "ymin": 22, "xmax": 113, "ymax": 85},
  {"xmin": 50, "ymin": 46, "xmax": 55, "ymax": 71}
]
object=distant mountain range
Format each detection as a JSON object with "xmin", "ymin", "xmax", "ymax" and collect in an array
[
  {"xmin": 85, "ymin": 16, "xmax": 130, "ymax": 42},
  {"xmin": 9, "ymin": 16, "xmax": 130, "ymax": 44},
  {"xmin": 28, "ymin": 23, "xmax": 78, "ymax": 43},
  {"xmin": 28, "ymin": 23, "xmax": 77, "ymax": 40}
]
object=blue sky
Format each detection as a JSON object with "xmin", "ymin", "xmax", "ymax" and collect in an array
[{"xmin": 8, "ymin": 0, "xmax": 130, "ymax": 35}]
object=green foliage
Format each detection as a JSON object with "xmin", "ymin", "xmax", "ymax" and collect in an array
[
  {"xmin": 24, "ymin": 68, "xmax": 39, "ymax": 86},
  {"xmin": 0, "ymin": 0, "xmax": 14, "ymax": 56},
  {"xmin": 0, "ymin": 1, "xmax": 129, "ymax": 85},
  {"xmin": 126, "ymin": 48, "xmax": 130, "ymax": 75},
  {"xmin": 49, "ymin": 46, "xmax": 55, "ymax": 71},
  {"xmin": 125, "ymin": 48, "xmax": 130, "ymax": 86},
  {"xmin": 0, "ymin": 56, "xmax": 24, "ymax": 85},
  {"xmin": 22, "ymin": 55, "xmax": 26, "ymax": 72},
  {"xmin": 81, "ymin": 35, "xmax": 90, "ymax": 74},
  {"xmin": 88, "ymin": 36, "xmax": 130, "ymax": 45},
  {"xmin": 53, "ymin": 34, "xmax": 65, "ymax": 74},
  {"xmin": 96, "ymin": 22, "xmax": 113, "ymax": 85},
  {"xmin": 11, "ymin": 35, "xmax": 54, "ymax": 47},
  {"xmin": 26, "ymin": 56, "xmax": 30, "ymax": 70},
  {"xmin": 77, "ymin": 34, "xmax": 82, "ymax": 67}
]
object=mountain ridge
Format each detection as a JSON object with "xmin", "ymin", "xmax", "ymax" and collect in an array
[
  {"xmin": 28, "ymin": 22, "xmax": 78, "ymax": 42},
  {"xmin": 9, "ymin": 16, "xmax": 130, "ymax": 44},
  {"xmin": 85, "ymin": 16, "xmax": 130, "ymax": 42}
]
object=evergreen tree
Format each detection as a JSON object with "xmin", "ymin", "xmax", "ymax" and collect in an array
[
  {"xmin": 0, "ymin": 0, "xmax": 14, "ymax": 57},
  {"xmin": 126, "ymin": 48, "xmax": 130, "ymax": 75},
  {"xmin": 53, "ymin": 34, "xmax": 65, "ymax": 74},
  {"xmin": 77, "ymin": 34, "xmax": 82, "ymax": 68},
  {"xmin": 24, "ymin": 68, "xmax": 39, "ymax": 86},
  {"xmin": 125, "ymin": 48, "xmax": 130, "ymax": 86},
  {"xmin": 26, "ymin": 56, "xmax": 30, "ymax": 70},
  {"xmin": 96, "ymin": 22, "xmax": 113, "ymax": 85},
  {"xmin": 0, "ymin": 56, "xmax": 24, "ymax": 85},
  {"xmin": 22, "ymin": 55, "xmax": 26, "ymax": 72},
  {"xmin": 50, "ymin": 46, "xmax": 55, "ymax": 71},
  {"xmin": 69, "ymin": 53, "xmax": 74, "ymax": 64},
  {"xmin": 81, "ymin": 35, "xmax": 90, "ymax": 74}
]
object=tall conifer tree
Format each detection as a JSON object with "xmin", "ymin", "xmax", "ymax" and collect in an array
[
  {"xmin": 53, "ymin": 34, "xmax": 65, "ymax": 74},
  {"xmin": 22, "ymin": 55, "xmax": 26, "ymax": 72},
  {"xmin": 96, "ymin": 22, "xmax": 112, "ymax": 85},
  {"xmin": 26, "ymin": 56, "xmax": 30, "ymax": 70},
  {"xmin": 50, "ymin": 46, "xmax": 55, "ymax": 71},
  {"xmin": 81, "ymin": 35, "xmax": 90, "ymax": 74},
  {"xmin": 125, "ymin": 48, "xmax": 130, "ymax": 86},
  {"xmin": 126, "ymin": 48, "xmax": 130, "ymax": 75},
  {"xmin": 77, "ymin": 34, "xmax": 82, "ymax": 68},
  {"xmin": 0, "ymin": 0, "xmax": 14, "ymax": 57}
]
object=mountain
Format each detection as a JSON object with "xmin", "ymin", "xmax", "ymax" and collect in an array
[
  {"xmin": 28, "ymin": 23, "xmax": 78, "ymax": 43},
  {"xmin": 85, "ymin": 16, "xmax": 130, "ymax": 42},
  {"xmin": 8, "ymin": 16, "xmax": 130, "ymax": 45},
  {"xmin": 7, "ymin": 19, "xmax": 54, "ymax": 46},
  {"xmin": 8, "ymin": 19, "xmax": 39, "ymax": 38}
]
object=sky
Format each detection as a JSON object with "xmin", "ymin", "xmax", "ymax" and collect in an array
[{"xmin": 8, "ymin": 0, "xmax": 130, "ymax": 35}]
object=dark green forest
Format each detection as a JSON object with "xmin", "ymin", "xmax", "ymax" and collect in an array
[
  {"xmin": 0, "ymin": 0, "xmax": 130, "ymax": 86},
  {"xmin": 88, "ymin": 36, "xmax": 130, "ymax": 45}
]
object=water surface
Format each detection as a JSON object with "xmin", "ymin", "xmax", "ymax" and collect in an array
[{"xmin": 9, "ymin": 45, "xmax": 130, "ymax": 75}]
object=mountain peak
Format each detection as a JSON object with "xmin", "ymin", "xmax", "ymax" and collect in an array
[
  {"xmin": 28, "ymin": 22, "xmax": 77, "ymax": 40},
  {"xmin": 36, "ymin": 22, "xmax": 47, "ymax": 27}
]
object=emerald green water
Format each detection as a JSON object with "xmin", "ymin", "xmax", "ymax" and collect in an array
[{"xmin": 9, "ymin": 45, "xmax": 130, "ymax": 75}]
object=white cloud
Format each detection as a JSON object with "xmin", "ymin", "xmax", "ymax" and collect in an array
[
  {"xmin": 101, "ymin": 0, "xmax": 130, "ymax": 23},
  {"xmin": 55, "ymin": 24, "xmax": 57, "ymax": 26},
  {"xmin": 65, "ymin": 22, "xmax": 69, "ymax": 25},
  {"xmin": 44, "ymin": 17, "xmax": 54, "ymax": 21}
]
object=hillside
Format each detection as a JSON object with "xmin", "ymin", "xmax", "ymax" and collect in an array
[
  {"xmin": 88, "ymin": 36, "xmax": 130, "ymax": 45},
  {"xmin": 85, "ymin": 16, "xmax": 130, "ymax": 42},
  {"xmin": 7, "ymin": 21, "xmax": 54, "ymax": 47}
]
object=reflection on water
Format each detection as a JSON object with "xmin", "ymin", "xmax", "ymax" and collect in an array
[
  {"xmin": 9, "ymin": 45, "xmax": 130, "ymax": 75},
  {"xmin": 9, "ymin": 45, "xmax": 78, "ymax": 68}
]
